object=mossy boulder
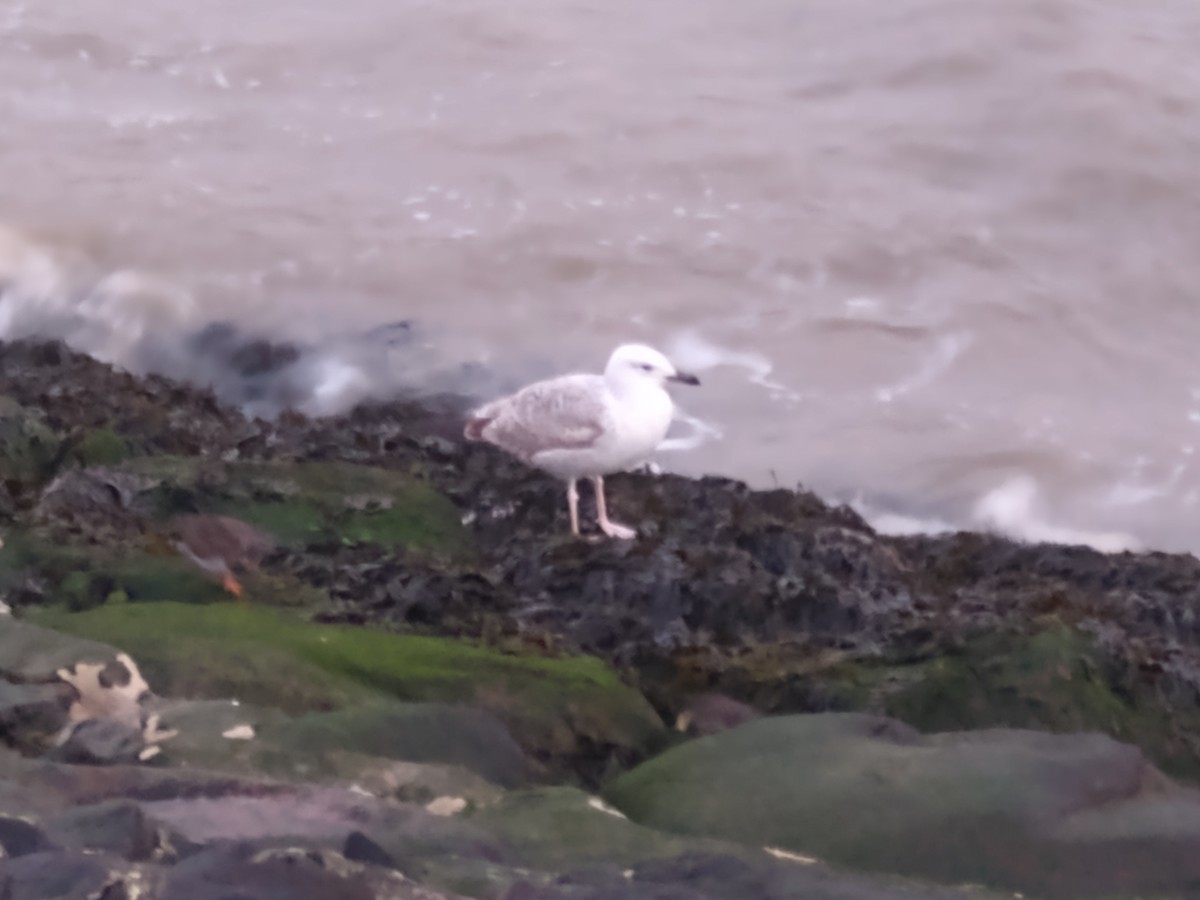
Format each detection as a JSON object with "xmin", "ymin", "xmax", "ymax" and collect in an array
[
  {"xmin": 261, "ymin": 702, "xmax": 532, "ymax": 788},
  {"xmin": 457, "ymin": 787, "xmax": 1003, "ymax": 900},
  {"xmin": 605, "ymin": 712, "xmax": 1200, "ymax": 898},
  {"xmin": 666, "ymin": 623, "xmax": 1200, "ymax": 787},
  {"xmin": 31, "ymin": 602, "xmax": 665, "ymax": 780},
  {"xmin": 419, "ymin": 786, "xmax": 705, "ymax": 898}
]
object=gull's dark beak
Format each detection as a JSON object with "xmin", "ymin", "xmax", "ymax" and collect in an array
[{"xmin": 668, "ymin": 371, "xmax": 700, "ymax": 386}]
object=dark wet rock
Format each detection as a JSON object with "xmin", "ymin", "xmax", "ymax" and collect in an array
[
  {"xmin": 0, "ymin": 850, "xmax": 160, "ymax": 900},
  {"xmin": 606, "ymin": 712, "xmax": 1200, "ymax": 898},
  {"xmin": 0, "ymin": 747, "xmax": 488, "ymax": 860},
  {"xmin": 0, "ymin": 752, "xmax": 63, "ymax": 819},
  {"xmin": 0, "ymin": 751, "xmax": 281, "ymax": 814},
  {"xmin": 350, "ymin": 803, "xmax": 511, "ymax": 884},
  {"xmin": 0, "ymin": 340, "xmax": 259, "ymax": 458},
  {"xmin": 193, "ymin": 324, "xmax": 304, "ymax": 380},
  {"xmin": 229, "ymin": 338, "xmax": 304, "ymax": 384},
  {"xmin": 43, "ymin": 799, "xmax": 166, "ymax": 862},
  {"xmin": 46, "ymin": 717, "xmax": 149, "ymax": 765},
  {"xmin": 0, "ymin": 816, "xmax": 54, "ymax": 858},
  {"xmin": 141, "ymin": 782, "xmax": 489, "ymax": 867},
  {"xmin": 0, "ymin": 681, "xmax": 72, "ymax": 753},
  {"xmin": 32, "ymin": 466, "xmax": 153, "ymax": 543},
  {"xmin": 343, "ymin": 830, "xmax": 404, "ymax": 871},
  {"xmin": 162, "ymin": 843, "xmax": 382, "ymax": 900}
]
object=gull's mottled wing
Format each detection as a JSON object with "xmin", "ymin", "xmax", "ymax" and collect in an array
[{"xmin": 465, "ymin": 375, "xmax": 610, "ymax": 461}]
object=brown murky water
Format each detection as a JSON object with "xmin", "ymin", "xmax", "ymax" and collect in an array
[{"xmin": 3, "ymin": 0, "xmax": 1200, "ymax": 552}]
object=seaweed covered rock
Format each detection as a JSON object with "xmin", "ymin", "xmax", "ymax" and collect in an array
[
  {"xmin": 7, "ymin": 454, "xmax": 469, "ymax": 611},
  {"xmin": 8, "ymin": 337, "xmax": 1200, "ymax": 786},
  {"xmin": 0, "ymin": 395, "xmax": 62, "ymax": 515},
  {"xmin": 0, "ymin": 340, "xmax": 258, "ymax": 457}
]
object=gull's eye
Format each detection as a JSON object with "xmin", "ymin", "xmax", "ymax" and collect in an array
[{"xmin": 638, "ymin": 363, "xmax": 654, "ymax": 372}]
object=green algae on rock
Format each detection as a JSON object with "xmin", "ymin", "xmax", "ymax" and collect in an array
[
  {"xmin": 31, "ymin": 602, "xmax": 665, "ymax": 781},
  {"xmin": 193, "ymin": 460, "xmax": 469, "ymax": 554},
  {"xmin": 0, "ymin": 527, "xmax": 251, "ymax": 610},
  {"xmin": 69, "ymin": 455, "xmax": 470, "ymax": 556},
  {"xmin": 70, "ymin": 427, "xmax": 131, "ymax": 468},
  {"xmin": 3, "ymin": 452, "xmax": 470, "ymax": 611},
  {"xmin": 454, "ymin": 786, "xmax": 1007, "ymax": 900},
  {"xmin": 605, "ymin": 712, "xmax": 1200, "ymax": 899},
  {"xmin": 468, "ymin": 786, "xmax": 703, "ymax": 871}
]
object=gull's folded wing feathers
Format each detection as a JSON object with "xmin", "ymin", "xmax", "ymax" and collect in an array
[{"xmin": 466, "ymin": 376, "xmax": 610, "ymax": 460}]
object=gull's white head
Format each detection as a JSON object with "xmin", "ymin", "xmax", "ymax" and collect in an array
[{"xmin": 604, "ymin": 343, "xmax": 701, "ymax": 390}]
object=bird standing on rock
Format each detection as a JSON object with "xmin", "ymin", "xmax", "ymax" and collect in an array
[{"xmin": 464, "ymin": 343, "xmax": 700, "ymax": 539}]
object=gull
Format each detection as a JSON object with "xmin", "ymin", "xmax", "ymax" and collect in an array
[{"xmin": 464, "ymin": 343, "xmax": 700, "ymax": 538}]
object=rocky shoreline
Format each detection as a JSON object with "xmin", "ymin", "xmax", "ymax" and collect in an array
[{"xmin": 3, "ymin": 338, "xmax": 1200, "ymax": 898}]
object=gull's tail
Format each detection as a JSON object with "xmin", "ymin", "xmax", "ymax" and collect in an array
[{"xmin": 464, "ymin": 414, "xmax": 492, "ymax": 442}]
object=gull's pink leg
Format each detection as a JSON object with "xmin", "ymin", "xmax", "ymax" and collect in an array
[
  {"xmin": 593, "ymin": 475, "xmax": 636, "ymax": 539},
  {"xmin": 566, "ymin": 479, "xmax": 581, "ymax": 537}
]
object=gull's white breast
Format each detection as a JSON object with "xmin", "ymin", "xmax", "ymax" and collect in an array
[
  {"xmin": 608, "ymin": 382, "xmax": 674, "ymax": 465},
  {"xmin": 530, "ymin": 382, "xmax": 673, "ymax": 479}
]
